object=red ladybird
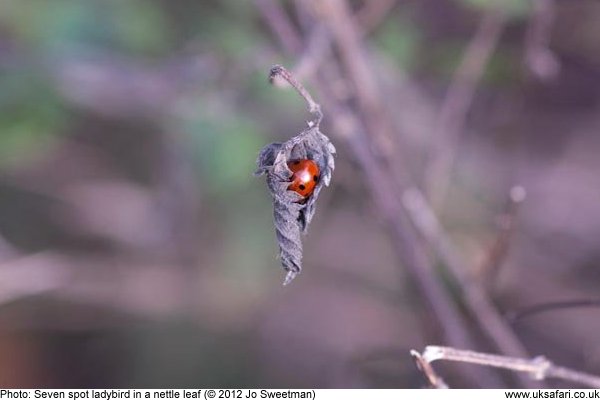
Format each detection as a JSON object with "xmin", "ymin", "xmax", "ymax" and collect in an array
[{"xmin": 287, "ymin": 159, "xmax": 320, "ymax": 198}]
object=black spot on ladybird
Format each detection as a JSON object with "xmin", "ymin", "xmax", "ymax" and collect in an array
[{"xmin": 298, "ymin": 184, "xmax": 306, "ymax": 190}]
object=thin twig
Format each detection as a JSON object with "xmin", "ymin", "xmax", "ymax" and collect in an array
[
  {"xmin": 426, "ymin": 9, "xmax": 507, "ymax": 209},
  {"xmin": 402, "ymin": 187, "xmax": 537, "ymax": 388},
  {"xmin": 414, "ymin": 346, "xmax": 600, "ymax": 388},
  {"xmin": 269, "ymin": 64, "xmax": 322, "ymax": 123},
  {"xmin": 410, "ymin": 349, "xmax": 449, "ymax": 389},
  {"xmin": 477, "ymin": 185, "xmax": 526, "ymax": 287}
]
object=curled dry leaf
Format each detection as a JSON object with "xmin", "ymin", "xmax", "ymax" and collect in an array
[{"xmin": 255, "ymin": 66, "xmax": 335, "ymax": 285}]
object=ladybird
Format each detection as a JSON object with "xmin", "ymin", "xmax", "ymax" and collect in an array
[{"xmin": 287, "ymin": 159, "xmax": 320, "ymax": 198}]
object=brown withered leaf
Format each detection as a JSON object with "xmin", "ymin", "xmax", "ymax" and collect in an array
[{"xmin": 255, "ymin": 67, "xmax": 335, "ymax": 285}]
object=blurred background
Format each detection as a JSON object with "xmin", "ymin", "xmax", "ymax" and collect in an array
[{"xmin": 0, "ymin": 0, "xmax": 599, "ymax": 389}]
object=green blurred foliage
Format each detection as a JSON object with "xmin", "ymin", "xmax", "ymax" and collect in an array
[
  {"xmin": 0, "ymin": 0, "xmax": 273, "ymax": 169},
  {"xmin": 245, "ymin": 70, "xmax": 307, "ymax": 115},
  {"xmin": 0, "ymin": 0, "xmax": 172, "ymax": 166},
  {"xmin": 373, "ymin": 11, "xmax": 421, "ymax": 71},
  {"xmin": 178, "ymin": 102, "xmax": 278, "ymax": 283},
  {"xmin": 196, "ymin": 1, "xmax": 263, "ymax": 58},
  {"xmin": 180, "ymin": 104, "xmax": 264, "ymax": 196},
  {"xmin": 0, "ymin": 67, "xmax": 67, "ymax": 166},
  {"xmin": 0, "ymin": 0, "xmax": 171, "ymax": 56},
  {"xmin": 456, "ymin": 0, "xmax": 532, "ymax": 18}
]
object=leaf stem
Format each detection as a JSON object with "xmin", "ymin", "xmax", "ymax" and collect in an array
[{"xmin": 269, "ymin": 64, "xmax": 323, "ymax": 125}]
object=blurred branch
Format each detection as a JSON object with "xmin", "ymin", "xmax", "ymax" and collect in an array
[
  {"xmin": 355, "ymin": 0, "xmax": 399, "ymax": 34},
  {"xmin": 155, "ymin": 131, "xmax": 203, "ymax": 267},
  {"xmin": 53, "ymin": 55, "xmax": 215, "ymax": 118},
  {"xmin": 402, "ymin": 188, "xmax": 537, "ymax": 388},
  {"xmin": 269, "ymin": 65, "xmax": 322, "ymax": 119},
  {"xmin": 0, "ymin": 233, "xmax": 19, "ymax": 263},
  {"xmin": 255, "ymin": 0, "xmax": 303, "ymax": 54},
  {"xmin": 258, "ymin": 0, "xmax": 506, "ymax": 387},
  {"xmin": 312, "ymin": 0, "xmax": 478, "ymax": 351},
  {"xmin": 292, "ymin": 25, "xmax": 332, "ymax": 81},
  {"xmin": 256, "ymin": 0, "xmax": 549, "ymax": 387},
  {"xmin": 0, "ymin": 252, "xmax": 69, "ymax": 305},
  {"xmin": 316, "ymin": 0, "xmax": 399, "ymax": 162},
  {"xmin": 292, "ymin": 0, "xmax": 398, "ymax": 81},
  {"xmin": 477, "ymin": 186, "xmax": 526, "ymax": 288},
  {"xmin": 331, "ymin": 108, "xmax": 484, "ymax": 364},
  {"xmin": 0, "ymin": 251, "xmax": 195, "ymax": 319},
  {"xmin": 258, "ymin": 7, "xmax": 534, "ymax": 386},
  {"xmin": 507, "ymin": 299, "xmax": 600, "ymax": 323},
  {"xmin": 412, "ymin": 346, "xmax": 600, "ymax": 388},
  {"xmin": 524, "ymin": 0, "xmax": 560, "ymax": 81},
  {"xmin": 426, "ymin": 9, "xmax": 507, "ymax": 209}
]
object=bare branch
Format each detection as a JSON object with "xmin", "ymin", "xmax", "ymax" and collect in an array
[
  {"xmin": 304, "ymin": 1, "xmax": 507, "ymax": 387},
  {"xmin": 410, "ymin": 349, "xmax": 449, "ymax": 389},
  {"xmin": 414, "ymin": 346, "xmax": 600, "ymax": 388},
  {"xmin": 477, "ymin": 185, "xmax": 527, "ymax": 287},
  {"xmin": 426, "ymin": 9, "xmax": 507, "ymax": 209},
  {"xmin": 292, "ymin": 25, "xmax": 332, "ymax": 82},
  {"xmin": 269, "ymin": 64, "xmax": 323, "ymax": 123},
  {"xmin": 307, "ymin": 0, "xmax": 478, "ymax": 350},
  {"xmin": 316, "ymin": 0, "xmax": 399, "ymax": 162},
  {"xmin": 402, "ymin": 187, "xmax": 537, "ymax": 388}
]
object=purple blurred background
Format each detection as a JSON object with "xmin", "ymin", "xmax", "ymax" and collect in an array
[{"xmin": 0, "ymin": 0, "xmax": 599, "ymax": 388}]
